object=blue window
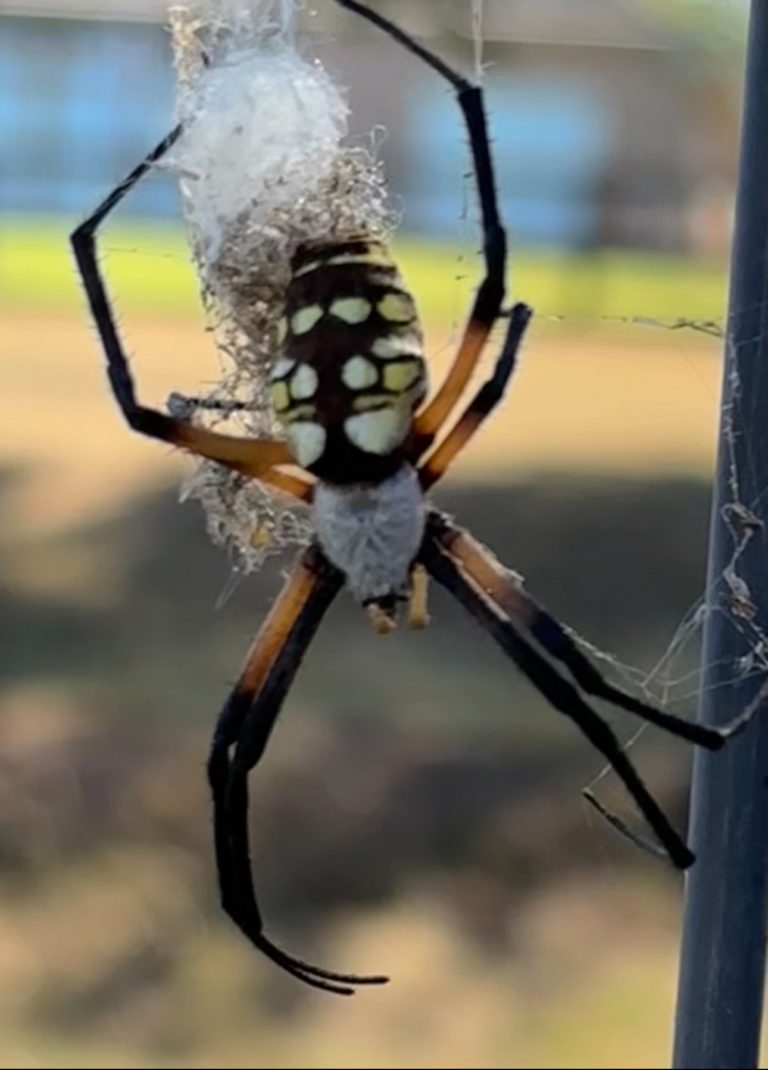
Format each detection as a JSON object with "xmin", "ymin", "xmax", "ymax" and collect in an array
[
  {"xmin": 404, "ymin": 72, "xmax": 612, "ymax": 249},
  {"xmin": 0, "ymin": 17, "xmax": 176, "ymax": 216}
]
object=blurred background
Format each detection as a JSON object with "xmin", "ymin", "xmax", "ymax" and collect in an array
[{"xmin": 0, "ymin": 1, "xmax": 759, "ymax": 1066}]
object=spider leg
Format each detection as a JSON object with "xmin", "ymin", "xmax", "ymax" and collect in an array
[
  {"xmin": 208, "ymin": 545, "xmax": 389, "ymax": 995},
  {"xmin": 70, "ymin": 128, "xmax": 313, "ymax": 502},
  {"xmin": 420, "ymin": 526, "xmax": 695, "ymax": 869},
  {"xmin": 427, "ymin": 513, "xmax": 756, "ymax": 747},
  {"xmin": 419, "ymin": 303, "xmax": 532, "ymax": 490},
  {"xmin": 581, "ymin": 788, "xmax": 670, "ymax": 863},
  {"xmin": 332, "ymin": 1, "xmax": 507, "ymax": 453}
]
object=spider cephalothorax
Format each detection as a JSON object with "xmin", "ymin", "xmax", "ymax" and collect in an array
[{"xmin": 73, "ymin": 0, "xmax": 758, "ymax": 997}]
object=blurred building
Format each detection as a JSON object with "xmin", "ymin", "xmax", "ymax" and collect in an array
[{"xmin": 1, "ymin": 0, "xmax": 742, "ymax": 253}]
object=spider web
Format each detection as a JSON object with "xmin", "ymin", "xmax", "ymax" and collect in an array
[{"xmin": 579, "ymin": 320, "xmax": 768, "ymax": 848}]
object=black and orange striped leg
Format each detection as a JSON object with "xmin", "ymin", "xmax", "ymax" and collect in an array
[
  {"xmin": 419, "ymin": 519, "xmax": 696, "ymax": 871},
  {"xmin": 428, "ymin": 514, "xmax": 758, "ymax": 748},
  {"xmin": 70, "ymin": 130, "xmax": 313, "ymax": 503},
  {"xmin": 333, "ymin": 2, "xmax": 507, "ymax": 452},
  {"xmin": 418, "ymin": 303, "xmax": 532, "ymax": 490},
  {"xmin": 425, "ymin": 513, "xmax": 762, "ymax": 862},
  {"xmin": 208, "ymin": 544, "xmax": 389, "ymax": 995},
  {"xmin": 423, "ymin": 513, "xmax": 764, "ymax": 867}
]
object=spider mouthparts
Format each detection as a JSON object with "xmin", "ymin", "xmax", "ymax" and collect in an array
[{"xmin": 367, "ymin": 603, "xmax": 398, "ymax": 635}]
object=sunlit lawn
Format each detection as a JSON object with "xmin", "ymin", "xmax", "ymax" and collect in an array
[
  {"xmin": 3, "ymin": 214, "xmax": 730, "ymax": 324},
  {"xmin": 2, "ymin": 216, "xmax": 729, "ymax": 539}
]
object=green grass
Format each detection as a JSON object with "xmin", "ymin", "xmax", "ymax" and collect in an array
[{"xmin": 3, "ymin": 213, "xmax": 730, "ymax": 327}]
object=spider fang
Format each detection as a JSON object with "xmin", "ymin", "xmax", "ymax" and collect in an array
[{"xmin": 367, "ymin": 600, "xmax": 399, "ymax": 635}]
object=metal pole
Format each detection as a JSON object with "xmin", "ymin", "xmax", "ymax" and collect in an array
[{"xmin": 672, "ymin": 3, "xmax": 768, "ymax": 1067}]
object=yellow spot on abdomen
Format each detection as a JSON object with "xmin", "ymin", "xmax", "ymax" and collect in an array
[
  {"xmin": 342, "ymin": 355, "xmax": 379, "ymax": 390},
  {"xmin": 290, "ymin": 363, "xmax": 319, "ymax": 400},
  {"xmin": 270, "ymin": 381, "xmax": 291, "ymax": 413},
  {"xmin": 270, "ymin": 357, "xmax": 296, "ymax": 380},
  {"xmin": 378, "ymin": 293, "xmax": 414, "ymax": 323},
  {"xmin": 287, "ymin": 421, "xmax": 327, "ymax": 467},
  {"xmin": 384, "ymin": 360, "xmax": 424, "ymax": 394},
  {"xmin": 352, "ymin": 394, "xmax": 392, "ymax": 412},
  {"xmin": 372, "ymin": 335, "xmax": 421, "ymax": 360},
  {"xmin": 345, "ymin": 408, "xmax": 409, "ymax": 455},
  {"xmin": 291, "ymin": 305, "xmax": 324, "ymax": 335},
  {"xmin": 330, "ymin": 297, "xmax": 372, "ymax": 324}
]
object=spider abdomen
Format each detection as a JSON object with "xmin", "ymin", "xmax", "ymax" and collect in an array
[
  {"xmin": 270, "ymin": 238, "xmax": 428, "ymax": 484},
  {"xmin": 312, "ymin": 464, "xmax": 425, "ymax": 604}
]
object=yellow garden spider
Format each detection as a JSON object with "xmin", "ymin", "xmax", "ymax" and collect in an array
[{"xmin": 72, "ymin": 0, "xmax": 753, "ymax": 996}]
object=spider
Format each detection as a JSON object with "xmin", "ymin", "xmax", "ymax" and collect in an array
[{"xmin": 72, "ymin": 0, "xmax": 755, "ymax": 996}]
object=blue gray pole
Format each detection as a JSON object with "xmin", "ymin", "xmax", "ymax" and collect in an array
[{"xmin": 672, "ymin": 3, "xmax": 768, "ymax": 1067}]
